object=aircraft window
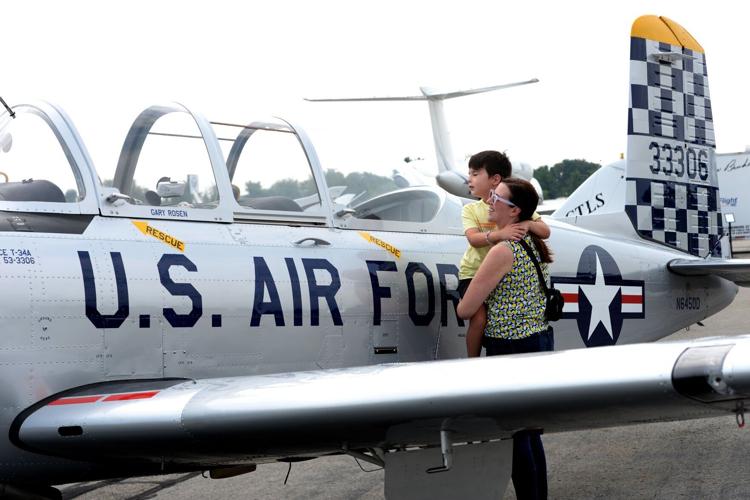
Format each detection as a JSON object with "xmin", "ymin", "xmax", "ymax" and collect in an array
[
  {"xmin": 308, "ymin": 130, "xmax": 445, "ymax": 224},
  {"xmin": 122, "ymin": 112, "xmax": 219, "ymax": 209},
  {"xmin": 0, "ymin": 112, "xmax": 84, "ymax": 203},
  {"xmin": 351, "ymin": 189, "xmax": 441, "ymax": 222},
  {"xmin": 219, "ymin": 126, "xmax": 320, "ymax": 213}
]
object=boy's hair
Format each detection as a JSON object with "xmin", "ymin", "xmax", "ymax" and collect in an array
[{"xmin": 468, "ymin": 150, "xmax": 512, "ymax": 178}]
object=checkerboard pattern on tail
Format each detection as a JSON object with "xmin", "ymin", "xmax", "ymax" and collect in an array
[{"xmin": 625, "ymin": 34, "xmax": 722, "ymax": 257}]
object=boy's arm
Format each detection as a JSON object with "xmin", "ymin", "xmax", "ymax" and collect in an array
[
  {"xmin": 524, "ymin": 217, "xmax": 551, "ymax": 239},
  {"xmin": 462, "ymin": 204, "xmax": 490, "ymax": 248},
  {"xmin": 465, "ymin": 227, "xmax": 491, "ymax": 248},
  {"xmin": 486, "ymin": 214, "xmax": 551, "ymax": 244}
]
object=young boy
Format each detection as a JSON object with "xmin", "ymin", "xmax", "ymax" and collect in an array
[{"xmin": 458, "ymin": 150, "xmax": 551, "ymax": 357}]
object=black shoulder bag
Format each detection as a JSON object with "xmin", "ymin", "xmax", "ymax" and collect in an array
[{"xmin": 518, "ymin": 239, "xmax": 564, "ymax": 322}]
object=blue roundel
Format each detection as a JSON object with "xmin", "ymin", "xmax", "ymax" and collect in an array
[{"xmin": 552, "ymin": 245, "xmax": 645, "ymax": 347}]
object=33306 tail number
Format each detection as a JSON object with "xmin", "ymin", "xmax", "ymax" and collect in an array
[{"xmin": 649, "ymin": 141, "xmax": 709, "ymax": 181}]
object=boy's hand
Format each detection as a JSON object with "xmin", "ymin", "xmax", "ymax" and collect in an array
[
  {"xmin": 494, "ymin": 223, "xmax": 527, "ymax": 242},
  {"xmin": 516, "ymin": 220, "xmax": 532, "ymax": 232}
]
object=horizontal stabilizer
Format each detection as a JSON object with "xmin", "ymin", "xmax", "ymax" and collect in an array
[
  {"xmin": 304, "ymin": 79, "xmax": 538, "ymax": 103},
  {"xmin": 668, "ymin": 258, "xmax": 750, "ymax": 286},
  {"xmin": 419, "ymin": 79, "xmax": 539, "ymax": 100},
  {"xmin": 305, "ymin": 95, "xmax": 428, "ymax": 102}
]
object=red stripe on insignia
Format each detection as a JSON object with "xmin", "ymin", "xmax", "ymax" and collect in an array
[
  {"xmin": 48, "ymin": 395, "xmax": 103, "ymax": 406},
  {"xmin": 102, "ymin": 391, "xmax": 159, "ymax": 402},
  {"xmin": 562, "ymin": 293, "xmax": 578, "ymax": 302},
  {"xmin": 621, "ymin": 295, "xmax": 643, "ymax": 304}
]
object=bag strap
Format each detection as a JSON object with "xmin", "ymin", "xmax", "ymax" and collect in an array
[{"xmin": 518, "ymin": 238, "xmax": 549, "ymax": 294}]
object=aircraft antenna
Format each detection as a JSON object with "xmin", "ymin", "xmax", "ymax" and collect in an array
[
  {"xmin": 704, "ymin": 226, "xmax": 727, "ymax": 259},
  {"xmin": 0, "ymin": 96, "xmax": 15, "ymax": 119},
  {"xmin": 283, "ymin": 461, "xmax": 292, "ymax": 485}
]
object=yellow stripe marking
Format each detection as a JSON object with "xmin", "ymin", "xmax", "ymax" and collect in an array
[
  {"xmin": 358, "ymin": 231, "xmax": 401, "ymax": 259},
  {"xmin": 132, "ymin": 221, "xmax": 185, "ymax": 252}
]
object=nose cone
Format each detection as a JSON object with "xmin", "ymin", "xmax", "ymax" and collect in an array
[{"xmin": 437, "ymin": 171, "xmax": 471, "ymax": 199}]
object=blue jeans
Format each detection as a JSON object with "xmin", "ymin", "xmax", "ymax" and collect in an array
[
  {"xmin": 483, "ymin": 327, "xmax": 554, "ymax": 355},
  {"xmin": 484, "ymin": 327, "xmax": 553, "ymax": 500}
]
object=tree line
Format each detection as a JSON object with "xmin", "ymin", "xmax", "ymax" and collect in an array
[
  {"xmin": 242, "ymin": 160, "xmax": 602, "ymax": 202},
  {"xmin": 532, "ymin": 159, "xmax": 601, "ymax": 199},
  {"xmin": 244, "ymin": 169, "xmax": 397, "ymax": 201},
  {"xmin": 101, "ymin": 159, "xmax": 600, "ymax": 204}
]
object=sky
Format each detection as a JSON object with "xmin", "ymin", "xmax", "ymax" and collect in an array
[{"xmin": 2, "ymin": 0, "xmax": 750, "ymax": 181}]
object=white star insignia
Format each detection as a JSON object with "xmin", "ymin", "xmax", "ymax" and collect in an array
[{"xmin": 578, "ymin": 254, "xmax": 621, "ymax": 340}]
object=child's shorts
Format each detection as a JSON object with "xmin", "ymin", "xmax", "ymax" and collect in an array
[{"xmin": 458, "ymin": 278, "xmax": 472, "ymax": 298}]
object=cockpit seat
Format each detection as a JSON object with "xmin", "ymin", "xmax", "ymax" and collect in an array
[
  {"xmin": 240, "ymin": 196, "xmax": 303, "ymax": 212},
  {"xmin": 0, "ymin": 179, "xmax": 66, "ymax": 203}
]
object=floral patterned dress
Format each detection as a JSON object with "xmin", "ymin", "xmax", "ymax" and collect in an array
[{"xmin": 484, "ymin": 234, "xmax": 549, "ymax": 340}]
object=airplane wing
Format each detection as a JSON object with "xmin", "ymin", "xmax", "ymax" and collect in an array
[
  {"xmin": 13, "ymin": 336, "xmax": 750, "ymax": 468},
  {"xmin": 668, "ymin": 258, "xmax": 750, "ymax": 286}
]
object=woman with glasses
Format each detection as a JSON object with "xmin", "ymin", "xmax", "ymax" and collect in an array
[{"xmin": 457, "ymin": 177, "xmax": 554, "ymax": 500}]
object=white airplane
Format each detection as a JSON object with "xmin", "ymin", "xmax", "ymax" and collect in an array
[
  {"xmin": 550, "ymin": 159, "xmax": 623, "ymax": 218},
  {"xmin": 0, "ymin": 14, "xmax": 749, "ymax": 500}
]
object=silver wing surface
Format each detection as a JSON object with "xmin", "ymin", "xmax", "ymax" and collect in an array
[
  {"xmin": 12, "ymin": 335, "xmax": 750, "ymax": 467},
  {"xmin": 668, "ymin": 258, "xmax": 750, "ymax": 286}
]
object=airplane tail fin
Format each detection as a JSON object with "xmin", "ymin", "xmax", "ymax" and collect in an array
[
  {"xmin": 624, "ymin": 15, "xmax": 723, "ymax": 257},
  {"xmin": 306, "ymin": 80, "xmax": 539, "ymax": 199}
]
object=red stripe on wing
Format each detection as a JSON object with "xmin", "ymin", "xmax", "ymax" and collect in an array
[
  {"xmin": 102, "ymin": 391, "xmax": 160, "ymax": 402},
  {"xmin": 48, "ymin": 396, "xmax": 103, "ymax": 406}
]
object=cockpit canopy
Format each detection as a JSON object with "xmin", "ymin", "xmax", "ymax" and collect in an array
[
  {"xmin": 0, "ymin": 101, "xmax": 463, "ymax": 234},
  {"xmin": 0, "ymin": 107, "xmax": 85, "ymax": 205}
]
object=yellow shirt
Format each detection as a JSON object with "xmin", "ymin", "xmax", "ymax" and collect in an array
[
  {"xmin": 459, "ymin": 200, "xmax": 495, "ymax": 279},
  {"xmin": 458, "ymin": 199, "xmax": 542, "ymax": 280}
]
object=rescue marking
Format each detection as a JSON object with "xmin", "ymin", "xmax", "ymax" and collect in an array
[
  {"xmin": 358, "ymin": 231, "xmax": 401, "ymax": 258},
  {"xmin": 132, "ymin": 221, "xmax": 185, "ymax": 252}
]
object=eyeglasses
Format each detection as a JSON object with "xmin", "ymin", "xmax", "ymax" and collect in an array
[{"xmin": 489, "ymin": 191, "xmax": 516, "ymax": 207}]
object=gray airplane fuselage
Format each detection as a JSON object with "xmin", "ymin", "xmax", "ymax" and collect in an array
[
  {"xmin": 0, "ymin": 208, "xmax": 735, "ymax": 484},
  {"xmin": 0, "ymin": 98, "xmax": 738, "ymax": 486}
]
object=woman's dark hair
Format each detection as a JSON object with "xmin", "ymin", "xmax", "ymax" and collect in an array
[{"xmin": 503, "ymin": 177, "xmax": 553, "ymax": 263}]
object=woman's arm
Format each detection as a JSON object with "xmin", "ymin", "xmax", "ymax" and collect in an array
[{"xmin": 457, "ymin": 244, "xmax": 514, "ymax": 318}]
